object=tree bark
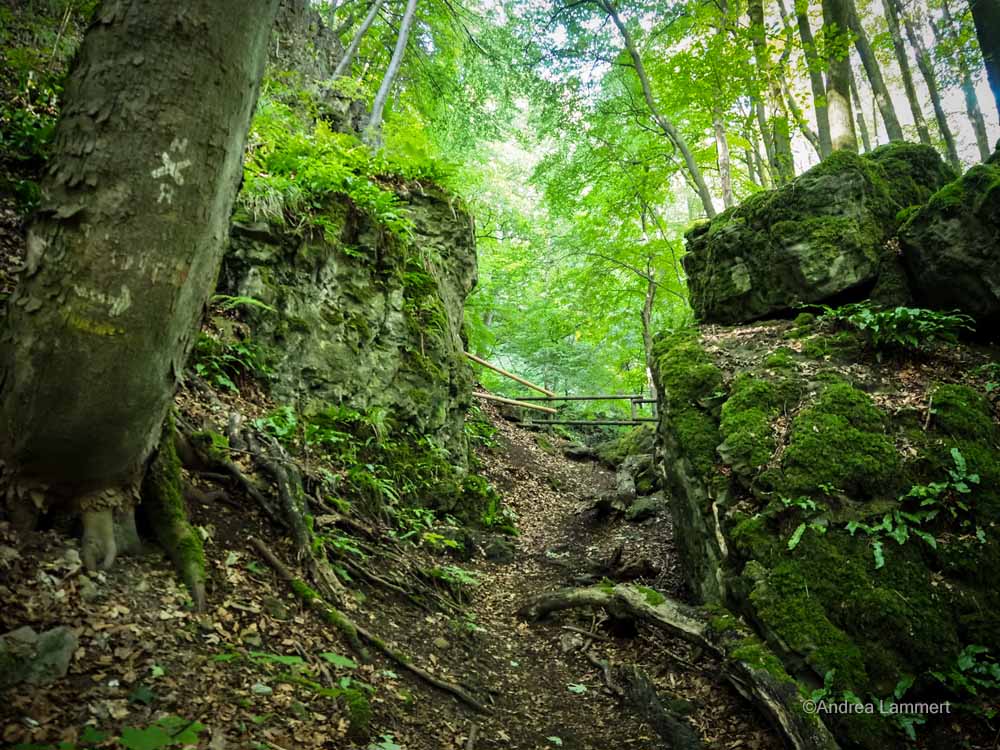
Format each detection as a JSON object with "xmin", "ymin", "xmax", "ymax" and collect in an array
[
  {"xmin": 0, "ymin": 0, "xmax": 278, "ymax": 571},
  {"xmin": 822, "ymin": 0, "xmax": 859, "ymax": 151},
  {"xmin": 713, "ymin": 109, "xmax": 735, "ymax": 208},
  {"xmin": 849, "ymin": 69, "xmax": 872, "ymax": 151},
  {"xmin": 938, "ymin": 0, "xmax": 992, "ymax": 160},
  {"xmin": 334, "ymin": 0, "xmax": 387, "ymax": 78},
  {"xmin": 896, "ymin": 0, "xmax": 962, "ymax": 168},
  {"xmin": 600, "ymin": 0, "xmax": 717, "ymax": 217},
  {"xmin": 363, "ymin": 0, "xmax": 419, "ymax": 144},
  {"xmin": 969, "ymin": 0, "xmax": 1000, "ymax": 131},
  {"xmin": 880, "ymin": 0, "xmax": 931, "ymax": 144},
  {"xmin": 749, "ymin": 0, "xmax": 795, "ymax": 183},
  {"xmin": 845, "ymin": 0, "xmax": 905, "ymax": 141},
  {"xmin": 775, "ymin": 0, "xmax": 822, "ymax": 157},
  {"xmin": 793, "ymin": 0, "xmax": 833, "ymax": 156}
]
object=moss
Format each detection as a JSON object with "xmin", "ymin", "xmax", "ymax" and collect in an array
[
  {"xmin": 636, "ymin": 585, "xmax": 666, "ymax": 606},
  {"xmin": 866, "ymin": 142, "xmax": 957, "ymax": 212},
  {"xmin": 596, "ymin": 424, "xmax": 656, "ymax": 466},
  {"xmin": 729, "ymin": 637, "xmax": 795, "ymax": 683},
  {"xmin": 191, "ymin": 430, "xmax": 230, "ymax": 465},
  {"xmin": 341, "ymin": 688, "xmax": 371, "ymax": 739},
  {"xmin": 800, "ymin": 331, "xmax": 863, "ymax": 360},
  {"xmin": 729, "ymin": 513, "xmax": 778, "ymax": 562},
  {"xmin": 779, "ymin": 382, "xmax": 899, "ymax": 499},
  {"xmin": 930, "ymin": 384, "xmax": 997, "ymax": 442},
  {"xmin": 719, "ymin": 375, "xmax": 800, "ymax": 477},
  {"xmin": 764, "ymin": 347, "xmax": 797, "ymax": 370},
  {"xmin": 793, "ymin": 312, "xmax": 816, "ymax": 327}
]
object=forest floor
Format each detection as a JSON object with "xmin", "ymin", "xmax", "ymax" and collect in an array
[{"xmin": 0, "ymin": 401, "xmax": 780, "ymax": 750}]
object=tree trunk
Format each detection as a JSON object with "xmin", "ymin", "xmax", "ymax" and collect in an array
[
  {"xmin": 0, "ymin": 0, "xmax": 278, "ymax": 568},
  {"xmin": 640, "ymin": 253, "xmax": 658, "ymax": 402},
  {"xmin": 363, "ymin": 0, "xmax": 419, "ymax": 145},
  {"xmin": 845, "ymin": 0, "xmax": 905, "ymax": 141},
  {"xmin": 334, "ymin": 0, "xmax": 387, "ymax": 78},
  {"xmin": 794, "ymin": 0, "xmax": 833, "ymax": 156},
  {"xmin": 749, "ymin": 0, "xmax": 795, "ymax": 183},
  {"xmin": 880, "ymin": 0, "xmax": 931, "ymax": 144},
  {"xmin": 969, "ymin": 0, "xmax": 1000, "ymax": 130},
  {"xmin": 750, "ymin": 125, "xmax": 773, "ymax": 187},
  {"xmin": 849, "ymin": 69, "xmax": 872, "ymax": 151},
  {"xmin": 822, "ymin": 0, "xmax": 859, "ymax": 152},
  {"xmin": 775, "ymin": 0, "xmax": 821, "ymax": 157},
  {"xmin": 600, "ymin": 0, "xmax": 717, "ymax": 217},
  {"xmin": 896, "ymin": 0, "xmax": 962, "ymax": 169},
  {"xmin": 939, "ymin": 0, "xmax": 993, "ymax": 160},
  {"xmin": 713, "ymin": 109, "xmax": 735, "ymax": 208}
]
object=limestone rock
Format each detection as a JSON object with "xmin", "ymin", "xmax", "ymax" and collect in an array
[
  {"xmin": 684, "ymin": 143, "xmax": 955, "ymax": 325},
  {"xmin": 899, "ymin": 162, "xmax": 1000, "ymax": 331},
  {"xmin": 0, "ymin": 625, "xmax": 78, "ymax": 689},
  {"xmin": 625, "ymin": 492, "xmax": 666, "ymax": 522}
]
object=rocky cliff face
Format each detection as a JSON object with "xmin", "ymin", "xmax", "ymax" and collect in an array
[
  {"xmin": 220, "ymin": 188, "xmax": 477, "ymax": 465},
  {"xmin": 656, "ymin": 144, "xmax": 1000, "ymax": 747}
]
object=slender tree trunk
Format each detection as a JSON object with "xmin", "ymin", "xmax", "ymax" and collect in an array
[
  {"xmin": 845, "ymin": 0, "xmax": 905, "ymax": 141},
  {"xmin": 822, "ymin": 0, "xmax": 859, "ymax": 151},
  {"xmin": 600, "ymin": 0, "xmax": 717, "ymax": 217},
  {"xmin": 794, "ymin": 0, "xmax": 833, "ymax": 156},
  {"xmin": 755, "ymin": 99, "xmax": 777, "ymax": 175},
  {"xmin": 749, "ymin": 0, "xmax": 795, "ymax": 183},
  {"xmin": 713, "ymin": 108, "xmax": 735, "ymax": 208},
  {"xmin": 896, "ymin": 0, "xmax": 962, "ymax": 168},
  {"xmin": 938, "ymin": 0, "xmax": 992, "ymax": 159},
  {"xmin": 0, "ymin": 0, "xmax": 278, "ymax": 568},
  {"xmin": 334, "ymin": 0, "xmax": 387, "ymax": 78},
  {"xmin": 363, "ymin": 0, "xmax": 419, "ymax": 145},
  {"xmin": 781, "ymin": 73, "xmax": 822, "ymax": 156},
  {"xmin": 849, "ymin": 70, "xmax": 873, "ymax": 150},
  {"xmin": 968, "ymin": 0, "xmax": 1000, "ymax": 129},
  {"xmin": 881, "ymin": 0, "xmax": 931, "ymax": 144},
  {"xmin": 750, "ymin": 125, "xmax": 773, "ymax": 186},
  {"xmin": 745, "ymin": 146, "xmax": 760, "ymax": 185}
]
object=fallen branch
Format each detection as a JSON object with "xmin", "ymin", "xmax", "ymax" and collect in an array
[
  {"xmin": 619, "ymin": 665, "xmax": 701, "ymax": 749},
  {"xmin": 250, "ymin": 537, "xmax": 492, "ymax": 715},
  {"xmin": 518, "ymin": 583, "xmax": 839, "ymax": 750}
]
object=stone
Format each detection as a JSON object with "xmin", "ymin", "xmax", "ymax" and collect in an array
[
  {"xmin": 899, "ymin": 162, "xmax": 1000, "ymax": 331},
  {"xmin": 563, "ymin": 444, "xmax": 597, "ymax": 460},
  {"xmin": 78, "ymin": 575, "xmax": 100, "ymax": 603},
  {"xmin": 483, "ymin": 536, "xmax": 516, "ymax": 564},
  {"xmin": 432, "ymin": 637, "xmax": 450, "ymax": 650},
  {"xmin": 0, "ymin": 625, "xmax": 78, "ymax": 689},
  {"xmin": 625, "ymin": 493, "xmax": 666, "ymax": 522},
  {"xmin": 683, "ymin": 144, "xmax": 955, "ymax": 325}
]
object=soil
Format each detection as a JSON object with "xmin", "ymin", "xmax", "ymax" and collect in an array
[{"xmin": 0, "ymin": 401, "xmax": 780, "ymax": 750}]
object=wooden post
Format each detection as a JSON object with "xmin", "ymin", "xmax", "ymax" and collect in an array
[
  {"xmin": 474, "ymin": 392, "xmax": 558, "ymax": 414},
  {"xmin": 464, "ymin": 352, "xmax": 556, "ymax": 397}
]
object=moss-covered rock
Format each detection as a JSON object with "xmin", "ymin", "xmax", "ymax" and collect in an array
[
  {"xmin": 684, "ymin": 144, "xmax": 954, "ymax": 325},
  {"xmin": 899, "ymin": 162, "xmax": 1000, "ymax": 331}
]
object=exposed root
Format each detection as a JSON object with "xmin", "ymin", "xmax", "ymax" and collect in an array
[
  {"xmin": 250, "ymin": 536, "xmax": 493, "ymax": 715},
  {"xmin": 518, "ymin": 583, "xmax": 840, "ymax": 750},
  {"xmin": 80, "ymin": 509, "xmax": 116, "ymax": 571}
]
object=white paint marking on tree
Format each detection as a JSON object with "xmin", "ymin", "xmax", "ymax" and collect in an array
[{"xmin": 72, "ymin": 284, "xmax": 132, "ymax": 316}]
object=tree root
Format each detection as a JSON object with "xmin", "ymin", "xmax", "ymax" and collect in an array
[
  {"xmin": 619, "ymin": 665, "xmax": 702, "ymax": 749},
  {"xmin": 250, "ymin": 536, "xmax": 492, "ymax": 715},
  {"xmin": 518, "ymin": 583, "xmax": 839, "ymax": 750}
]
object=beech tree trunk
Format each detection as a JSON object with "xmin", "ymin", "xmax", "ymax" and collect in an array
[
  {"xmin": 0, "ymin": 0, "xmax": 278, "ymax": 567},
  {"xmin": 939, "ymin": 0, "xmax": 992, "ymax": 160},
  {"xmin": 969, "ymin": 0, "xmax": 1000, "ymax": 130},
  {"xmin": 775, "ymin": 0, "xmax": 821, "ymax": 158},
  {"xmin": 822, "ymin": 0, "xmax": 859, "ymax": 152},
  {"xmin": 749, "ymin": 0, "xmax": 795, "ymax": 183},
  {"xmin": 794, "ymin": 0, "xmax": 833, "ymax": 156},
  {"xmin": 896, "ymin": 0, "xmax": 962, "ymax": 169},
  {"xmin": 881, "ymin": 0, "xmax": 931, "ymax": 144},
  {"xmin": 845, "ymin": 0, "xmax": 905, "ymax": 141},
  {"xmin": 849, "ymin": 70, "xmax": 872, "ymax": 151},
  {"xmin": 600, "ymin": 0, "xmax": 716, "ymax": 217},
  {"xmin": 364, "ymin": 0, "xmax": 419, "ymax": 144},
  {"xmin": 334, "ymin": 0, "xmax": 387, "ymax": 78},
  {"xmin": 713, "ymin": 109, "xmax": 735, "ymax": 208}
]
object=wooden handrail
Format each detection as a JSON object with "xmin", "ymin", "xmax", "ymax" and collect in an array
[
  {"xmin": 464, "ymin": 352, "xmax": 556, "ymax": 397},
  {"xmin": 474, "ymin": 392, "xmax": 558, "ymax": 414}
]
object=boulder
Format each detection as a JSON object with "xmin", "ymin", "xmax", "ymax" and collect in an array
[
  {"xmin": 899, "ymin": 162, "xmax": 1000, "ymax": 332},
  {"xmin": 625, "ymin": 492, "xmax": 666, "ymax": 522},
  {"xmin": 0, "ymin": 625, "xmax": 78, "ymax": 690},
  {"xmin": 684, "ymin": 143, "xmax": 955, "ymax": 325}
]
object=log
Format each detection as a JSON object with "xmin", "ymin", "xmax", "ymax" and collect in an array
[
  {"xmin": 474, "ymin": 392, "xmax": 558, "ymax": 414},
  {"xmin": 464, "ymin": 352, "xmax": 555, "ymax": 396},
  {"xmin": 517, "ymin": 583, "xmax": 840, "ymax": 750}
]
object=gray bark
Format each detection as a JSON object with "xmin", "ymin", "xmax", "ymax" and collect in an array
[
  {"xmin": 0, "ymin": 0, "xmax": 278, "ymax": 561},
  {"xmin": 822, "ymin": 0, "xmax": 859, "ymax": 152},
  {"xmin": 897, "ymin": 0, "xmax": 962, "ymax": 168},
  {"xmin": 713, "ymin": 109, "xmax": 735, "ymax": 208},
  {"xmin": 600, "ymin": 0, "xmax": 717, "ymax": 217},
  {"xmin": 849, "ymin": 69, "xmax": 873, "ymax": 151},
  {"xmin": 749, "ymin": 0, "xmax": 795, "ymax": 183},
  {"xmin": 939, "ymin": 0, "xmax": 992, "ymax": 160},
  {"xmin": 794, "ymin": 0, "xmax": 833, "ymax": 156},
  {"xmin": 363, "ymin": 0, "xmax": 419, "ymax": 144},
  {"xmin": 881, "ymin": 0, "xmax": 931, "ymax": 144},
  {"xmin": 333, "ymin": 0, "xmax": 387, "ymax": 78},
  {"xmin": 969, "ymin": 0, "xmax": 1000, "ymax": 129},
  {"xmin": 845, "ymin": 0, "xmax": 905, "ymax": 141}
]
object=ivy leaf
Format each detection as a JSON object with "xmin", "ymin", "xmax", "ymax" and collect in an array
[
  {"xmin": 567, "ymin": 683, "xmax": 587, "ymax": 694},
  {"xmin": 787, "ymin": 523, "xmax": 806, "ymax": 550},
  {"xmin": 872, "ymin": 540, "xmax": 885, "ymax": 569}
]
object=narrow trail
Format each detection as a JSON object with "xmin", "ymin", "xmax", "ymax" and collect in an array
[{"xmin": 391, "ymin": 404, "xmax": 781, "ymax": 749}]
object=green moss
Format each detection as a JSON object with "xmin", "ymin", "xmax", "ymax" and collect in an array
[
  {"xmin": 596, "ymin": 424, "xmax": 656, "ymax": 466},
  {"xmin": 729, "ymin": 637, "xmax": 795, "ymax": 683},
  {"xmin": 800, "ymin": 331, "xmax": 863, "ymax": 360},
  {"xmin": 866, "ymin": 142, "xmax": 957, "ymax": 212},
  {"xmin": 191, "ymin": 430, "xmax": 230, "ymax": 465},
  {"xmin": 341, "ymin": 688, "xmax": 371, "ymax": 739},
  {"xmin": 793, "ymin": 312, "xmax": 816, "ymax": 327},
  {"xmin": 719, "ymin": 375, "xmax": 801, "ymax": 477},
  {"xmin": 764, "ymin": 347, "xmax": 797, "ymax": 370},
  {"xmin": 729, "ymin": 513, "xmax": 778, "ymax": 562},
  {"xmin": 930, "ymin": 384, "xmax": 997, "ymax": 442},
  {"xmin": 636, "ymin": 585, "xmax": 666, "ymax": 606},
  {"xmin": 780, "ymin": 383, "xmax": 899, "ymax": 499}
]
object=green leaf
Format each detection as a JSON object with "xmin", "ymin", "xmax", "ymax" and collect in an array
[
  {"xmin": 547, "ymin": 738, "xmax": 564, "ymax": 746},
  {"xmin": 872, "ymin": 540, "xmax": 885, "ymax": 569},
  {"xmin": 119, "ymin": 727, "xmax": 173, "ymax": 750},
  {"xmin": 320, "ymin": 651, "xmax": 358, "ymax": 669},
  {"xmin": 249, "ymin": 651, "xmax": 305, "ymax": 667},
  {"xmin": 787, "ymin": 523, "xmax": 806, "ymax": 550},
  {"xmin": 567, "ymin": 682, "xmax": 587, "ymax": 694},
  {"xmin": 128, "ymin": 684, "xmax": 155, "ymax": 705}
]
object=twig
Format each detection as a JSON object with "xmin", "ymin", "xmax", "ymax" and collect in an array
[
  {"xmin": 585, "ymin": 651, "xmax": 621, "ymax": 697},
  {"xmin": 465, "ymin": 722, "xmax": 479, "ymax": 750},
  {"xmin": 562, "ymin": 624, "xmax": 611, "ymax": 641}
]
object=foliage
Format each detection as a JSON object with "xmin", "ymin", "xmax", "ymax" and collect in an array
[
  {"xmin": 819, "ymin": 303, "xmax": 975, "ymax": 352},
  {"xmin": 930, "ymin": 645, "xmax": 1000, "ymax": 700},
  {"xmin": 191, "ymin": 332, "xmax": 272, "ymax": 393}
]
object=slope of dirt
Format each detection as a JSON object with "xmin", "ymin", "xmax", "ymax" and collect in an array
[{"xmin": 0, "ymin": 401, "xmax": 779, "ymax": 750}]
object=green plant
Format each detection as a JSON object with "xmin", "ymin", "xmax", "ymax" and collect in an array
[
  {"xmin": 930, "ymin": 645, "xmax": 1000, "ymax": 701},
  {"xmin": 211, "ymin": 294, "xmax": 276, "ymax": 313},
  {"xmin": 368, "ymin": 734, "xmax": 402, "ymax": 750},
  {"xmin": 191, "ymin": 332, "xmax": 272, "ymax": 392},
  {"xmin": 819, "ymin": 302, "xmax": 974, "ymax": 352}
]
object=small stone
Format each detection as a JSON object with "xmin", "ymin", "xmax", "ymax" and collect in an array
[
  {"xmin": 79, "ymin": 575, "xmax": 100, "ymax": 603},
  {"xmin": 251, "ymin": 682, "xmax": 272, "ymax": 695},
  {"xmin": 432, "ymin": 637, "xmax": 449, "ymax": 650}
]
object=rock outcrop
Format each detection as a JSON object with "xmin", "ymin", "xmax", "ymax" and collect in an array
[
  {"xmin": 0, "ymin": 625, "xmax": 78, "ymax": 690},
  {"xmin": 683, "ymin": 144, "xmax": 955, "ymax": 325},
  {"xmin": 899, "ymin": 161, "xmax": 1000, "ymax": 331}
]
